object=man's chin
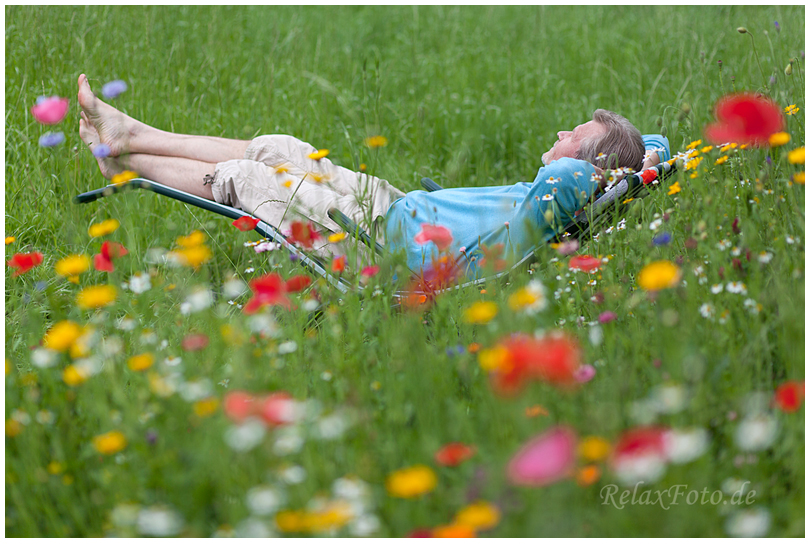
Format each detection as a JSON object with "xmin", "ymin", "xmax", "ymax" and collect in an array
[{"xmin": 541, "ymin": 152, "xmax": 552, "ymax": 166}]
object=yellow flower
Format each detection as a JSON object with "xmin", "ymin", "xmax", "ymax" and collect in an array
[
  {"xmin": 193, "ymin": 397, "xmax": 220, "ymax": 417},
  {"xmin": 282, "ymin": 180, "xmax": 293, "ymax": 188},
  {"xmin": 111, "ymin": 170, "xmax": 137, "ymax": 186},
  {"xmin": 463, "ymin": 301, "xmax": 498, "ymax": 324},
  {"xmin": 686, "ymin": 139, "xmax": 702, "ymax": 150},
  {"xmin": 769, "ymin": 132, "xmax": 791, "ymax": 147},
  {"xmin": 5, "ymin": 358, "xmax": 10, "ymax": 376},
  {"xmin": 622, "ymin": 197, "xmax": 634, "ymax": 204},
  {"xmin": 172, "ymin": 245, "xmax": 212, "ymax": 269},
  {"xmin": 454, "ymin": 501, "xmax": 501, "ymax": 531},
  {"xmin": 637, "ymin": 260, "xmax": 681, "ymax": 291},
  {"xmin": 359, "ymin": 163, "xmax": 367, "ymax": 172},
  {"xmin": 62, "ymin": 364, "xmax": 89, "ymax": 386},
  {"xmin": 88, "ymin": 219, "xmax": 120, "ymax": 238},
  {"xmin": 5, "ymin": 236, "xmax": 15, "ymax": 245},
  {"xmin": 792, "ymin": 172, "xmax": 805, "ymax": 184},
  {"xmin": 715, "ymin": 155, "xmax": 729, "ymax": 165},
  {"xmin": 328, "ymin": 232, "xmax": 347, "ymax": 243},
  {"xmin": 69, "ymin": 328, "xmax": 95, "ymax": 358},
  {"xmin": 308, "ymin": 149, "xmax": 330, "ymax": 160},
  {"xmin": 667, "ymin": 182, "xmax": 681, "ymax": 196},
  {"xmin": 364, "ymin": 135, "xmax": 388, "ymax": 148},
  {"xmin": 92, "ymin": 430, "xmax": 127, "ymax": 455},
  {"xmin": 47, "ymin": 461, "xmax": 64, "ymax": 475},
  {"xmin": 507, "ymin": 288, "xmax": 535, "ymax": 311},
  {"xmin": 684, "ymin": 156, "xmax": 703, "ymax": 170},
  {"xmin": 275, "ymin": 165, "xmax": 289, "ymax": 174},
  {"xmin": 386, "ymin": 465, "xmax": 437, "ymax": 498},
  {"xmin": 719, "ymin": 143, "xmax": 738, "ymax": 152},
  {"xmin": 55, "ymin": 254, "xmax": 91, "ymax": 280},
  {"xmin": 275, "ymin": 511, "xmax": 307, "ymax": 533},
  {"xmin": 578, "ymin": 436, "xmax": 612, "ymax": 462},
  {"xmin": 176, "ymin": 230, "xmax": 206, "ymax": 247},
  {"xmin": 700, "ymin": 145, "xmax": 714, "ymax": 153},
  {"xmin": 76, "ymin": 284, "xmax": 117, "ymax": 309},
  {"xmin": 308, "ymin": 172, "xmax": 327, "ymax": 183},
  {"xmin": 788, "ymin": 146, "xmax": 805, "ymax": 165},
  {"xmin": 785, "ymin": 104, "xmax": 799, "ymax": 115},
  {"xmin": 43, "ymin": 320, "xmax": 82, "ymax": 352},
  {"xmin": 478, "ymin": 345, "xmax": 509, "ymax": 372},
  {"xmin": 127, "ymin": 353, "xmax": 154, "ymax": 372},
  {"xmin": 6, "ymin": 419, "xmax": 22, "ymax": 437}
]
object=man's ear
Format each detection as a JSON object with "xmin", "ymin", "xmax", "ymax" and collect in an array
[{"xmin": 641, "ymin": 151, "xmax": 660, "ymax": 170}]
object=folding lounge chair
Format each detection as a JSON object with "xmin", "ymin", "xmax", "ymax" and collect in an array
[{"xmin": 74, "ymin": 135, "xmax": 674, "ymax": 300}]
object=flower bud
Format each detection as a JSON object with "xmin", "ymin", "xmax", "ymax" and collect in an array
[
  {"xmin": 737, "ymin": 27, "xmax": 748, "ymax": 34},
  {"xmin": 785, "ymin": 63, "xmax": 793, "ymax": 76}
]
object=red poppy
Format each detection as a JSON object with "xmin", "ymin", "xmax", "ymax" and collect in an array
[
  {"xmin": 414, "ymin": 223, "xmax": 453, "ymax": 251},
  {"xmin": 94, "ymin": 241, "xmax": 129, "ymax": 272},
  {"xmin": 568, "ymin": 255, "xmax": 602, "ymax": 273},
  {"xmin": 223, "ymin": 391, "xmax": 256, "ymax": 422},
  {"xmin": 774, "ymin": 381, "xmax": 805, "ymax": 413},
  {"xmin": 232, "ymin": 215, "xmax": 260, "ymax": 231},
  {"xmin": 705, "ymin": 93, "xmax": 785, "ymax": 147},
  {"xmin": 402, "ymin": 255, "xmax": 461, "ymax": 310},
  {"xmin": 257, "ymin": 392, "xmax": 296, "ymax": 426},
  {"xmin": 478, "ymin": 243, "xmax": 507, "ymax": 271},
  {"xmin": 181, "ymin": 333, "xmax": 210, "ymax": 351},
  {"xmin": 7, "ymin": 252, "xmax": 44, "ymax": 276},
  {"xmin": 93, "ymin": 253, "xmax": 114, "ymax": 272},
  {"xmin": 611, "ymin": 426, "xmax": 668, "ymax": 464},
  {"xmin": 331, "ymin": 255, "xmax": 346, "ymax": 273},
  {"xmin": 435, "ymin": 442, "xmax": 476, "ymax": 466},
  {"xmin": 489, "ymin": 333, "xmax": 582, "ymax": 395},
  {"xmin": 243, "ymin": 273, "xmax": 291, "ymax": 313},
  {"xmin": 289, "ymin": 221, "xmax": 321, "ymax": 249},
  {"xmin": 284, "ymin": 275, "xmax": 311, "ymax": 293},
  {"xmin": 101, "ymin": 241, "xmax": 128, "ymax": 260}
]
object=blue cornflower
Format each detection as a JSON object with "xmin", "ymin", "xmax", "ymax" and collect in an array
[
  {"xmin": 652, "ymin": 232, "xmax": 672, "ymax": 246},
  {"xmin": 774, "ymin": 21, "xmax": 780, "ymax": 33},
  {"xmin": 39, "ymin": 131, "xmax": 65, "ymax": 147},
  {"xmin": 93, "ymin": 143, "xmax": 112, "ymax": 158},
  {"xmin": 101, "ymin": 79, "xmax": 128, "ymax": 100}
]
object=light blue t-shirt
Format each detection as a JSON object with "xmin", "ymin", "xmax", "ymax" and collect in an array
[
  {"xmin": 384, "ymin": 157, "xmax": 599, "ymax": 278},
  {"xmin": 383, "ymin": 134, "xmax": 671, "ymax": 279}
]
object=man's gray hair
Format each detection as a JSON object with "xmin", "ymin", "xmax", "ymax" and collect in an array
[{"xmin": 577, "ymin": 109, "xmax": 645, "ymax": 171}]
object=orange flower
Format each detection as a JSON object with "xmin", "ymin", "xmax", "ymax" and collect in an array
[
  {"xmin": 435, "ymin": 443, "xmax": 476, "ymax": 467},
  {"xmin": 454, "ymin": 501, "xmax": 500, "ymax": 531},
  {"xmin": 525, "ymin": 404, "xmax": 548, "ymax": 418},
  {"xmin": 331, "ymin": 255, "xmax": 346, "ymax": 273},
  {"xmin": 576, "ymin": 465, "xmax": 602, "ymax": 486},
  {"xmin": 433, "ymin": 524, "xmax": 476, "ymax": 538}
]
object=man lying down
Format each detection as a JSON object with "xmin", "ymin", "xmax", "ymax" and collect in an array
[{"xmin": 76, "ymin": 74, "xmax": 670, "ymax": 279}]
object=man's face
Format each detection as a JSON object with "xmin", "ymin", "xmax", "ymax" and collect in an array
[{"xmin": 542, "ymin": 120, "xmax": 605, "ymax": 165}]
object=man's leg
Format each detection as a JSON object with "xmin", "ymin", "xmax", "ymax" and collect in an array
[
  {"xmin": 78, "ymin": 74, "xmax": 250, "ymax": 163},
  {"xmin": 79, "ymin": 116, "xmax": 215, "ymax": 199}
]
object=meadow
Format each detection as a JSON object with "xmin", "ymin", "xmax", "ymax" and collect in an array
[{"xmin": 4, "ymin": 5, "xmax": 805, "ymax": 537}]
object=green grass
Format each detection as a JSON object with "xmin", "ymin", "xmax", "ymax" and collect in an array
[{"xmin": 5, "ymin": 5, "xmax": 805, "ymax": 537}]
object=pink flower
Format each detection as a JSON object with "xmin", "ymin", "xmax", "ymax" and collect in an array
[
  {"xmin": 31, "ymin": 96, "xmax": 70, "ymax": 125},
  {"xmin": 414, "ymin": 224, "xmax": 453, "ymax": 251},
  {"xmin": 556, "ymin": 240, "xmax": 579, "ymax": 256},
  {"xmin": 181, "ymin": 333, "xmax": 210, "ymax": 351},
  {"xmin": 361, "ymin": 265, "xmax": 380, "ymax": 277},
  {"xmin": 598, "ymin": 311, "xmax": 617, "ymax": 324},
  {"xmin": 574, "ymin": 364, "xmax": 596, "ymax": 383},
  {"xmin": 506, "ymin": 426, "xmax": 578, "ymax": 486}
]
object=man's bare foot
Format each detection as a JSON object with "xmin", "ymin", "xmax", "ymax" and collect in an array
[
  {"xmin": 77, "ymin": 73, "xmax": 139, "ymax": 157},
  {"xmin": 79, "ymin": 114, "xmax": 125, "ymax": 180}
]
